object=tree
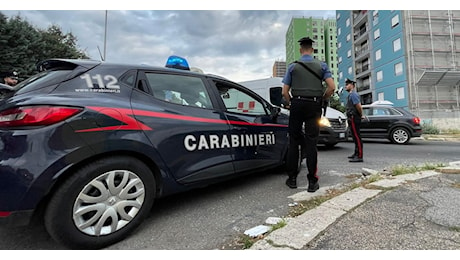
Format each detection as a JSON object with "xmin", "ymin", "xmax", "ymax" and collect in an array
[{"xmin": 0, "ymin": 12, "xmax": 89, "ymax": 79}]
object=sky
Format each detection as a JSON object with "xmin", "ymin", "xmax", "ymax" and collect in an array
[
  {"xmin": 1, "ymin": 1, "xmax": 341, "ymax": 82},
  {"xmin": 2, "ymin": 1, "xmax": 453, "ymax": 83}
]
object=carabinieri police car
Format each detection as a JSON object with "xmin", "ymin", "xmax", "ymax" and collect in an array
[{"xmin": 0, "ymin": 56, "xmax": 299, "ymax": 249}]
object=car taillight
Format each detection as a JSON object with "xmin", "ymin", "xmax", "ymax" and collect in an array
[
  {"xmin": 0, "ymin": 106, "xmax": 83, "ymax": 127},
  {"xmin": 413, "ymin": 117, "xmax": 421, "ymax": 125},
  {"xmin": 0, "ymin": 211, "xmax": 11, "ymax": 217}
]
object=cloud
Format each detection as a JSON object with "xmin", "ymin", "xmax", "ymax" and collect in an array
[{"xmin": 2, "ymin": 10, "xmax": 335, "ymax": 82}]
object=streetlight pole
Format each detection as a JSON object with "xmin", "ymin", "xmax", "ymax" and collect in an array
[{"xmin": 103, "ymin": 10, "xmax": 108, "ymax": 61}]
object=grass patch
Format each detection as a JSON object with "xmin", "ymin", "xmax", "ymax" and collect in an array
[
  {"xmin": 239, "ymin": 234, "xmax": 257, "ymax": 249},
  {"xmin": 390, "ymin": 163, "xmax": 446, "ymax": 176},
  {"xmin": 449, "ymin": 226, "xmax": 460, "ymax": 232},
  {"xmin": 442, "ymin": 128, "xmax": 460, "ymax": 135},
  {"xmin": 270, "ymin": 219, "xmax": 287, "ymax": 231},
  {"xmin": 421, "ymin": 122, "xmax": 440, "ymax": 134}
]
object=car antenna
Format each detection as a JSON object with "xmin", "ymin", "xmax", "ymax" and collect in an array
[{"xmin": 97, "ymin": 46, "xmax": 104, "ymax": 61}]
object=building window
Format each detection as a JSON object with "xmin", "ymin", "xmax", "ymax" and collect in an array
[
  {"xmin": 338, "ymin": 42, "xmax": 342, "ymax": 49},
  {"xmin": 391, "ymin": 15, "xmax": 400, "ymax": 28},
  {"xmin": 337, "ymin": 13, "xmax": 341, "ymax": 20},
  {"xmin": 338, "ymin": 27, "xmax": 341, "ymax": 36},
  {"xmin": 396, "ymin": 87, "xmax": 405, "ymax": 100},
  {"xmin": 346, "ymin": 18, "xmax": 350, "ymax": 27},
  {"xmin": 346, "ymin": 33, "xmax": 351, "ymax": 42},
  {"xmin": 348, "ymin": 66, "xmax": 352, "ymax": 74},
  {"xmin": 338, "ymin": 56, "xmax": 342, "ymax": 63},
  {"xmin": 339, "ymin": 71, "xmax": 343, "ymax": 80},
  {"xmin": 374, "ymin": 29, "xmax": 380, "ymax": 40},
  {"xmin": 375, "ymin": 49, "xmax": 381, "ymax": 61},
  {"xmin": 395, "ymin": 62, "xmax": 403, "ymax": 76},
  {"xmin": 393, "ymin": 38, "xmax": 401, "ymax": 52},
  {"xmin": 347, "ymin": 50, "xmax": 351, "ymax": 58},
  {"xmin": 377, "ymin": 71, "xmax": 383, "ymax": 82},
  {"xmin": 378, "ymin": 92, "xmax": 384, "ymax": 101}
]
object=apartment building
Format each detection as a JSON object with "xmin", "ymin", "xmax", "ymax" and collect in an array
[{"xmin": 336, "ymin": 10, "xmax": 460, "ymax": 130}]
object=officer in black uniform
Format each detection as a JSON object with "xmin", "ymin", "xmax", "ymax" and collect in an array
[
  {"xmin": 0, "ymin": 71, "xmax": 19, "ymax": 87},
  {"xmin": 345, "ymin": 78, "xmax": 364, "ymax": 162},
  {"xmin": 282, "ymin": 36, "xmax": 335, "ymax": 192}
]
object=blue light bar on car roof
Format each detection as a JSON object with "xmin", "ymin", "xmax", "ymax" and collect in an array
[{"xmin": 165, "ymin": 55, "xmax": 190, "ymax": 71}]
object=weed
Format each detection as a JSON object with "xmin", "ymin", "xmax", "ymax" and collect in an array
[
  {"xmin": 270, "ymin": 219, "xmax": 287, "ymax": 231},
  {"xmin": 449, "ymin": 226, "xmax": 460, "ymax": 232},
  {"xmin": 421, "ymin": 122, "xmax": 440, "ymax": 134},
  {"xmin": 390, "ymin": 163, "xmax": 445, "ymax": 176}
]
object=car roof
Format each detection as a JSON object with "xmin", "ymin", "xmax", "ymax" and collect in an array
[
  {"xmin": 37, "ymin": 58, "xmax": 230, "ymax": 81},
  {"xmin": 362, "ymin": 104, "xmax": 395, "ymax": 108}
]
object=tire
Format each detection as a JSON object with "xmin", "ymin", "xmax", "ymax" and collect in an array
[
  {"xmin": 390, "ymin": 127, "xmax": 411, "ymax": 144},
  {"xmin": 44, "ymin": 156, "xmax": 156, "ymax": 249}
]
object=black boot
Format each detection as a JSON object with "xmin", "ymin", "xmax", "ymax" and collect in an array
[
  {"xmin": 307, "ymin": 181, "xmax": 319, "ymax": 192},
  {"xmin": 349, "ymin": 156, "xmax": 363, "ymax": 162},
  {"xmin": 285, "ymin": 177, "xmax": 297, "ymax": 189},
  {"xmin": 347, "ymin": 153, "xmax": 357, "ymax": 159}
]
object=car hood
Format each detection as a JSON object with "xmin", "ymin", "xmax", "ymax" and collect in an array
[
  {"xmin": 280, "ymin": 106, "xmax": 346, "ymax": 119},
  {"xmin": 324, "ymin": 107, "xmax": 346, "ymax": 119}
]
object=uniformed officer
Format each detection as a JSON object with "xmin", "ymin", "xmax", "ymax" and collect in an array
[
  {"xmin": 0, "ymin": 71, "xmax": 19, "ymax": 87},
  {"xmin": 282, "ymin": 36, "xmax": 335, "ymax": 192},
  {"xmin": 345, "ymin": 78, "xmax": 364, "ymax": 162}
]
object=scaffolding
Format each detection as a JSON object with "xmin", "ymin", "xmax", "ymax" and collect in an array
[{"xmin": 405, "ymin": 10, "xmax": 460, "ymax": 118}]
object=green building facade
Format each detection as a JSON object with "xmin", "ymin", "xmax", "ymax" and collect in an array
[{"xmin": 285, "ymin": 17, "xmax": 338, "ymax": 87}]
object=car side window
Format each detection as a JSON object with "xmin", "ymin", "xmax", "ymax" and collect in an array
[
  {"xmin": 215, "ymin": 82, "xmax": 267, "ymax": 115},
  {"xmin": 144, "ymin": 73, "xmax": 212, "ymax": 108},
  {"xmin": 373, "ymin": 108, "xmax": 388, "ymax": 116},
  {"xmin": 388, "ymin": 108, "xmax": 402, "ymax": 115}
]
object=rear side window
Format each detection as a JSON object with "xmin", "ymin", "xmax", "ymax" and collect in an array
[
  {"xmin": 144, "ymin": 73, "xmax": 212, "ymax": 109},
  {"xmin": 14, "ymin": 69, "xmax": 76, "ymax": 95}
]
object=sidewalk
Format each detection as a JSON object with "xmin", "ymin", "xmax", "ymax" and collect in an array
[{"xmin": 250, "ymin": 161, "xmax": 460, "ymax": 250}]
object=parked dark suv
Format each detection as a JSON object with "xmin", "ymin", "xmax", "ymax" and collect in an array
[
  {"xmin": 353, "ymin": 102, "xmax": 422, "ymax": 144},
  {"xmin": 0, "ymin": 58, "xmax": 301, "ymax": 249}
]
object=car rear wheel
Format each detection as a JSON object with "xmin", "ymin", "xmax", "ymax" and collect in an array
[
  {"xmin": 390, "ymin": 127, "xmax": 410, "ymax": 144},
  {"xmin": 44, "ymin": 156, "xmax": 155, "ymax": 249}
]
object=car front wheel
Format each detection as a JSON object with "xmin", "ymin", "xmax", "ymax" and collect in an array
[
  {"xmin": 44, "ymin": 156, "xmax": 156, "ymax": 249},
  {"xmin": 390, "ymin": 127, "xmax": 410, "ymax": 144}
]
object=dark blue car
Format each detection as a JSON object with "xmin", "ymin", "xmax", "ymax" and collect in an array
[{"xmin": 0, "ymin": 58, "xmax": 297, "ymax": 249}]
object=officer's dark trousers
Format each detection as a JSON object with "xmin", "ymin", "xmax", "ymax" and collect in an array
[
  {"xmin": 287, "ymin": 98, "xmax": 322, "ymax": 183},
  {"xmin": 348, "ymin": 115, "xmax": 363, "ymax": 158}
]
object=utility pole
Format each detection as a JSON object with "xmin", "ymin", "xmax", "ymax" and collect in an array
[{"xmin": 104, "ymin": 10, "xmax": 108, "ymax": 61}]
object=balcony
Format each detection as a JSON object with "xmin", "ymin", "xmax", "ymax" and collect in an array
[
  {"xmin": 357, "ymin": 84, "xmax": 370, "ymax": 92},
  {"xmin": 355, "ymin": 47, "xmax": 370, "ymax": 61},
  {"xmin": 353, "ymin": 11, "xmax": 368, "ymax": 27}
]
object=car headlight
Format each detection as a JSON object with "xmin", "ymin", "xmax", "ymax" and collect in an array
[{"xmin": 318, "ymin": 116, "xmax": 331, "ymax": 127}]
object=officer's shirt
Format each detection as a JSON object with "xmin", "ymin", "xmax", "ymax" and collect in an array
[{"xmin": 346, "ymin": 91, "xmax": 361, "ymax": 116}]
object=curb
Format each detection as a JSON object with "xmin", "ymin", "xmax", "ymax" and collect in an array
[{"xmin": 249, "ymin": 165, "xmax": 459, "ymax": 250}]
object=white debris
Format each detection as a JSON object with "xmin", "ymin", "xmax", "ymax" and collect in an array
[
  {"xmin": 265, "ymin": 217, "xmax": 283, "ymax": 225},
  {"xmin": 362, "ymin": 168, "xmax": 379, "ymax": 176},
  {"xmin": 288, "ymin": 202, "xmax": 298, "ymax": 207},
  {"xmin": 244, "ymin": 225, "xmax": 271, "ymax": 237}
]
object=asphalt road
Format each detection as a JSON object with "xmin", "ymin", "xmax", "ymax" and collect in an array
[{"xmin": 0, "ymin": 138, "xmax": 459, "ymax": 250}]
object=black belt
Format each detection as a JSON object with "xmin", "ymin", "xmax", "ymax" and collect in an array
[{"xmin": 293, "ymin": 96, "xmax": 322, "ymax": 102}]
